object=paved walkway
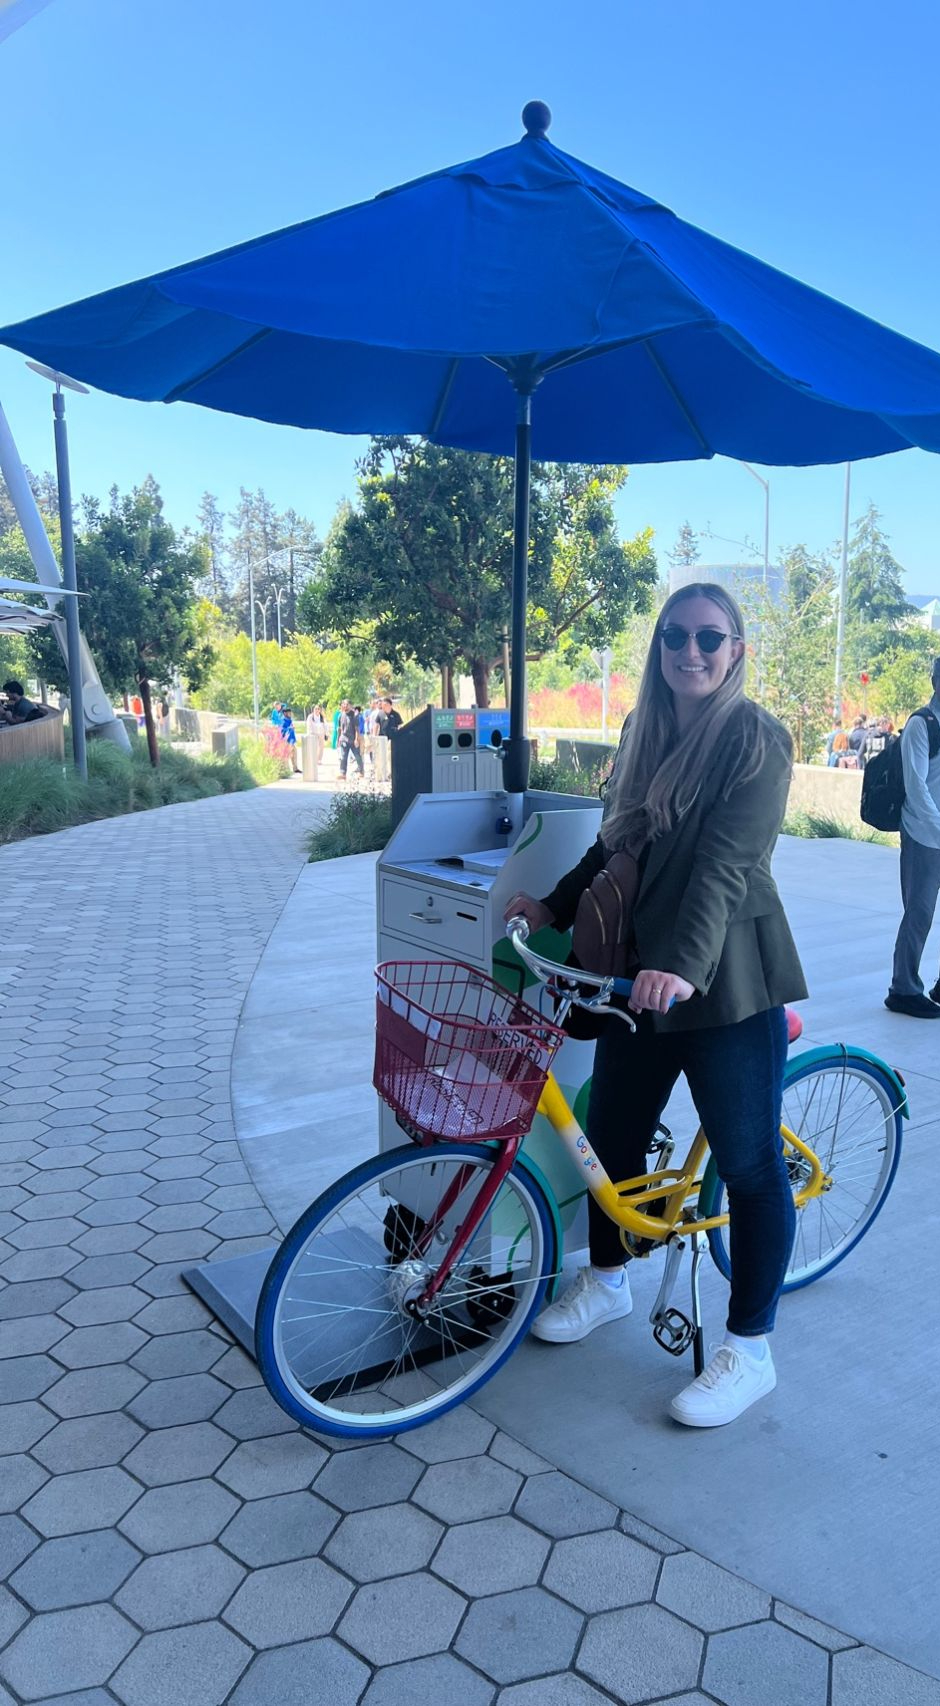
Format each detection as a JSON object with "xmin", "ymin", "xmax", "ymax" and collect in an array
[{"xmin": 1, "ymin": 793, "xmax": 938, "ymax": 1705}]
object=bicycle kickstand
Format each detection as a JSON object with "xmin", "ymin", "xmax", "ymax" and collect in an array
[{"xmin": 689, "ymin": 1230, "xmax": 707, "ymax": 1376}]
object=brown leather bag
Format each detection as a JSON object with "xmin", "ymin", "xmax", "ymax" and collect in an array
[{"xmin": 563, "ymin": 850, "xmax": 641, "ymax": 1038}]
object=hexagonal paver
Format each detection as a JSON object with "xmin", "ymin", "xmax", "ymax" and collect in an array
[
  {"xmin": 497, "ymin": 1679, "xmax": 621, "ymax": 1706},
  {"xmin": 657, "ymin": 1550, "xmax": 771, "ymax": 1632},
  {"xmin": 831, "ymin": 1645, "xmax": 940, "ymax": 1705},
  {"xmin": 22, "ymin": 1466, "xmax": 142, "ymax": 1537},
  {"xmin": 122, "ymin": 1421, "xmax": 234, "ymax": 1485},
  {"xmin": 223, "ymin": 1558, "xmax": 352, "ymax": 1647},
  {"xmin": 127, "ymin": 1373, "xmax": 228, "ymax": 1428},
  {"xmin": 515, "ymin": 1473, "xmax": 617, "ymax": 1539},
  {"xmin": 0, "ymin": 1277, "xmax": 75, "ymax": 1319},
  {"xmin": 221, "ymin": 1491, "xmax": 341, "ymax": 1567},
  {"xmin": 578, "ymin": 1603, "xmax": 703, "ymax": 1704},
  {"xmin": 33, "ymin": 1411, "xmax": 144, "ymax": 1473},
  {"xmin": 10, "ymin": 1531, "xmax": 140, "ymax": 1610},
  {"xmin": 0, "ymin": 1604, "xmax": 138, "ymax": 1701},
  {"xmin": 544, "ymin": 1529, "xmax": 660, "ymax": 1614},
  {"xmin": 2, "ymin": 1354, "xmax": 62, "ymax": 1402},
  {"xmin": 216, "ymin": 1431, "xmax": 328, "ymax": 1499},
  {"xmin": 212, "ymin": 1384, "xmax": 296, "ymax": 1439},
  {"xmin": 0, "ymin": 1312, "xmax": 69, "ymax": 1357},
  {"xmin": 433, "ymin": 1515, "xmax": 549, "ymax": 1597},
  {"xmin": 52, "ymin": 1322, "xmax": 149, "ymax": 1370},
  {"xmin": 0, "ymin": 1400, "xmax": 56, "ymax": 1453},
  {"xmin": 0, "ymin": 1584, "xmax": 28, "ymax": 1648},
  {"xmin": 703, "ymin": 1620, "xmax": 831, "ymax": 1706},
  {"xmin": 414, "ymin": 1456, "xmax": 521, "ymax": 1525},
  {"xmin": 313, "ymin": 1443, "xmax": 422, "ymax": 1511},
  {"xmin": 116, "ymin": 1545, "xmax": 245, "ymax": 1630},
  {"xmin": 326, "ymin": 1501, "xmax": 443, "ymax": 1583},
  {"xmin": 230, "ymin": 1637, "xmax": 369, "ymax": 1706},
  {"xmin": 455, "ymin": 1585, "xmax": 582, "ymax": 1684},
  {"xmin": 0, "ymin": 1453, "xmax": 48, "ymax": 1513},
  {"xmin": 119, "ymin": 1479, "xmax": 239, "ymax": 1553},
  {"xmin": 339, "ymin": 1572, "xmax": 466, "ymax": 1666},
  {"xmin": 397, "ymin": 1407, "xmax": 496, "ymax": 1464},
  {"xmin": 59, "ymin": 1285, "xmax": 151, "ymax": 1327},
  {"xmin": 774, "ymin": 1603, "xmax": 856, "ymax": 1651},
  {"xmin": 363, "ymin": 1653, "xmax": 496, "ymax": 1706},
  {"xmin": 109, "ymin": 1621, "xmax": 250, "ymax": 1706},
  {"xmin": 0, "ymin": 1514, "xmax": 40, "ymax": 1575},
  {"xmin": 45, "ymin": 1365, "xmax": 146, "ymax": 1418},
  {"xmin": 130, "ymin": 1330, "xmax": 225, "ymax": 1380},
  {"xmin": 65, "ymin": 1253, "xmax": 151, "ymax": 1289},
  {"xmin": 132, "ymin": 1294, "xmax": 210, "ymax": 1334}
]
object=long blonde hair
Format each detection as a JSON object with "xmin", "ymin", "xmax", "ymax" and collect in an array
[{"xmin": 602, "ymin": 582, "xmax": 767, "ymax": 852}]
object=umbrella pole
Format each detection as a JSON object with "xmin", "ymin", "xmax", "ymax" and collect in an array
[{"xmin": 503, "ymin": 389, "xmax": 532, "ymax": 795}]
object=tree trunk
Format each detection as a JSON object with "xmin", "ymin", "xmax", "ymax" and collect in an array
[
  {"xmin": 139, "ymin": 673, "xmax": 160, "ymax": 768},
  {"xmin": 470, "ymin": 659, "xmax": 490, "ymax": 708},
  {"xmin": 440, "ymin": 665, "xmax": 456, "ymax": 709}
]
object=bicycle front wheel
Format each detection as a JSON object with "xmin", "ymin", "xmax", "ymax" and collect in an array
[
  {"xmin": 255, "ymin": 1142, "xmax": 557, "ymax": 1438},
  {"xmin": 701, "ymin": 1048, "xmax": 904, "ymax": 1291}
]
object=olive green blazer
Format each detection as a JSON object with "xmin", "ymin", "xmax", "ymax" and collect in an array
[{"xmin": 543, "ymin": 701, "xmax": 807, "ymax": 1033}]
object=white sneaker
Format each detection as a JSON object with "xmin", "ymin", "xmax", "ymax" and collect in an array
[
  {"xmin": 669, "ymin": 1342, "xmax": 776, "ymax": 1428},
  {"xmin": 530, "ymin": 1266, "xmax": 633, "ymax": 1344}
]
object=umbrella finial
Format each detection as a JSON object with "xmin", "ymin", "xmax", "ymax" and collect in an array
[{"xmin": 522, "ymin": 101, "xmax": 551, "ymax": 139}]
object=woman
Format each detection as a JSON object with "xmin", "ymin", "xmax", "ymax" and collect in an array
[
  {"xmin": 278, "ymin": 705, "xmax": 300, "ymax": 773},
  {"xmin": 307, "ymin": 704, "xmax": 327, "ymax": 765},
  {"xmin": 505, "ymin": 583, "xmax": 806, "ymax": 1428}
]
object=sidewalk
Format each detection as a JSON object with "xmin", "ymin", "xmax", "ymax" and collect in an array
[{"xmin": 1, "ymin": 796, "xmax": 938, "ymax": 1705}]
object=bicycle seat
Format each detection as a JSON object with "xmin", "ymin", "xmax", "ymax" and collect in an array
[{"xmin": 786, "ymin": 1007, "xmax": 803, "ymax": 1043}]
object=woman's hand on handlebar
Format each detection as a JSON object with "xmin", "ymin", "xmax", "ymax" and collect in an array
[
  {"xmin": 504, "ymin": 892, "xmax": 555, "ymax": 933},
  {"xmin": 628, "ymin": 970, "xmax": 695, "ymax": 1017}
]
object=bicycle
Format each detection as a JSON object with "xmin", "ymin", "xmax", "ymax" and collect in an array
[{"xmin": 255, "ymin": 920, "xmax": 907, "ymax": 1437}]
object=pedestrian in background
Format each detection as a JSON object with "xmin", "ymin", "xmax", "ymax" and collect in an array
[
  {"xmin": 886, "ymin": 657, "xmax": 940, "ymax": 1018},
  {"xmin": 279, "ymin": 705, "xmax": 300, "ymax": 773},
  {"xmin": 337, "ymin": 698, "xmax": 364, "ymax": 782}
]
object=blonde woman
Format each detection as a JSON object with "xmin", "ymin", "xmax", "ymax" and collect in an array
[{"xmin": 506, "ymin": 583, "xmax": 807, "ymax": 1428}]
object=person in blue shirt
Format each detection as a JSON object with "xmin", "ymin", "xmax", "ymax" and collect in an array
[{"xmin": 278, "ymin": 706, "xmax": 300, "ymax": 774}]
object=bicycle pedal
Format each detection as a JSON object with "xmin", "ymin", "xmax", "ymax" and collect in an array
[{"xmin": 652, "ymin": 1308, "xmax": 695, "ymax": 1357}]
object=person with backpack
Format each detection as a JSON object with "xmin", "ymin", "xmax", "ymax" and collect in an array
[
  {"xmin": 504, "ymin": 583, "xmax": 806, "ymax": 1428},
  {"xmin": 884, "ymin": 659, "xmax": 940, "ymax": 1018},
  {"xmin": 337, "ymin": 698, "xmax": 364, "ymax": 782}
]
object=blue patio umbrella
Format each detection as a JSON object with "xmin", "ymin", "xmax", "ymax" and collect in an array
[{"xmin": 5, "ymin": 101, "xmax": 940, "ymax": 786}]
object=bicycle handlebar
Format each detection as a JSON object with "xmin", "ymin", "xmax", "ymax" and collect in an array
[{"xmin": 506, "ymin": 917, "xmax": 634, "ymax": 1006}]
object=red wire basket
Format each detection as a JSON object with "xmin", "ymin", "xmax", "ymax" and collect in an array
[{"xmin": 374, "ymin": 960, "xmax": 566, "ymax": 1143}]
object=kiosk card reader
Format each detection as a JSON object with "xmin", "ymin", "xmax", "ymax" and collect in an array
[{"xmin": 377, "ymin": 786, "xmax": 603, "ymax": 1257}]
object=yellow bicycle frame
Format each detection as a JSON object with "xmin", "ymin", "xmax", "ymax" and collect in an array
[{"xmin": 536, "ymin": 1073, "xmax": 829, "ymax": 1248}]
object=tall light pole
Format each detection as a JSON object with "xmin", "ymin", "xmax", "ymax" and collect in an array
[
  {"xmin": 834, "ymin": 463, "xmax": 852, "ymax": 722},
  {"xmin": 247, "ymin": 549, "xmax": 260, "ymax": 729},
  {"xmin": 26, "ymin": 363, "xmax": 89, "ymax": 778},
  {"xmin": 739, "ymin": 462, "xmax": 770, "ymax": 590},
  {"xmin": 255, "ymin": 598, "xmax": 269, "ymax": 644}
]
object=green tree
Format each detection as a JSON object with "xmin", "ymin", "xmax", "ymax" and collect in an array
[
  {"xmin": 868, "ymin": 629, "xmax": 939, "ymax": 722},
  {"xmin": 301, "ymin": 438, "xmax": 656, "ymax": 706},
  {"xmin": 669, "ymin": 520, "xmax": 700, "ymax": 567},
  {"xmin": 26, "ymin": 477, "xmax": 213, "ymax": 766},
  {"xmin": 195, "ymin": 492, "xmax": 228, "ymax": 606},
  {"xmin": 844, "ymin": 503, "xmax": 912, "ymax": 676},
  {"xmin": 743, "ymin": 545, "xmax": 836, "ymax": 761}
]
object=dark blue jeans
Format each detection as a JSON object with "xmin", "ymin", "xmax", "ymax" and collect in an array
[{"xmin": 585, "ymin": 1006, "xmax": 794, "ymax": 1336}]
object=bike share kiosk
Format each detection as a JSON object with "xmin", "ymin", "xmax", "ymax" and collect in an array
[{"xmin": 376, "ymin": 783, "xmax": 602, "ymax": 1256}]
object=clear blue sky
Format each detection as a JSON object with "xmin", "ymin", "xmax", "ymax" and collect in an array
[{"xmin": 2, "ymin": 0, "xmax": 939, "ymax": 592}]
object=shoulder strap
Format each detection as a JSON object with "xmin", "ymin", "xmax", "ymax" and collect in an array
[{"xmin": 912, "ymin": 708, "xmax": 940, "ymax": 758}]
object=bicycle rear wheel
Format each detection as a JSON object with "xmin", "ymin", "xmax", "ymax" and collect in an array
[
  {"xmin": 255, "ymin": 1142, "xmax": 557, "ymax": 1438},
  {"xmin": 701, "ymin": 1048, "xmax": 904, "ymax": 1290}
]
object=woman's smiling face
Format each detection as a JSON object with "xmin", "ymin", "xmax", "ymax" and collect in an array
[{"xmin": 659, "ymin": 594, "xmax": 745, "ymax": 707}]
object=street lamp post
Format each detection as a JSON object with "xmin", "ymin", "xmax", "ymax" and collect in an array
[
  {"xmin": 26, "ymin": 363, "xmax": 89, "ymax": 779},
  {"xmin": 247, "ymin": 550, "xmax": 260, "ymax": 729},
  {"xmin": 255, "ymin": 598, "xmax": 270, "ymax": 644},
  {"xmin": 834, "ymin": 463, "xmax": 852, "ymax": 722},
  {"xmin": 274, "ymin": 586, "xmax": 287, "ymax": 648}
]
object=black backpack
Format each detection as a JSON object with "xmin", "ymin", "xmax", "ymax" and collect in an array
[{"xmin": 860, "ymin": 708, "xmax": 940, "ymax": 832}]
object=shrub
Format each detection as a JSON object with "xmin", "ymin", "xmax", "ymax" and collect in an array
[
  {"xmin": 306, "ymin": 788, "xmax": 392, "ymax": 862},
  {"xmin": 783, "ymin": 810, "xmax": 895, "ymax": 846},
  {"xmin": 0, "ymin": 737, "xmax": 260, "ymax": 845},
  {"xmin": 528, "ymin": 755, "xmax": 610, "ymax": 798}
]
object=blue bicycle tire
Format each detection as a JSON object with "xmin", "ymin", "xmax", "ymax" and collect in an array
[
  {"xmin": 255, "ymin": 1141, "xmax": 557, "ymax": 1439},
  {"xmin": 699, "ymin": 1047, "xmax": 904, "ymax": 1291}
]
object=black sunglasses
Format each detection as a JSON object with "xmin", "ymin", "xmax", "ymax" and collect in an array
[{"xmin": 660, "ymin": 624, "xmax": 739, "ymax": 655}]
